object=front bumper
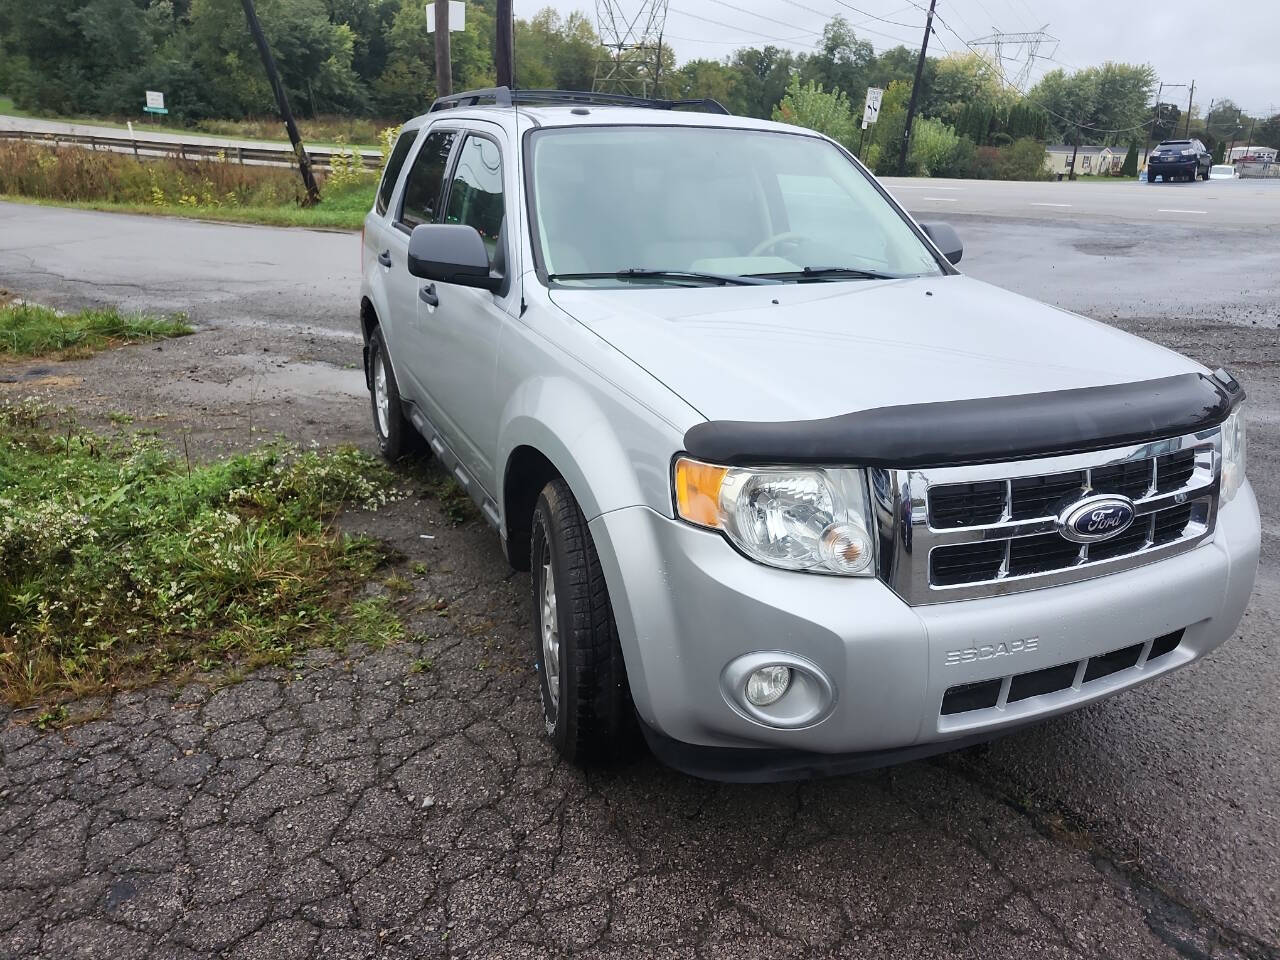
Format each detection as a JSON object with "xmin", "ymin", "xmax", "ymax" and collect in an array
[{"xmin": 590, "ymin": 481, "xmax": 1260, "ymax": 778}]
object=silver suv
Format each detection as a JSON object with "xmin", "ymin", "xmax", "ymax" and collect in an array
[{"xmin": 360, "ymin": 88, "xmax": 1259, "ymax": 781}]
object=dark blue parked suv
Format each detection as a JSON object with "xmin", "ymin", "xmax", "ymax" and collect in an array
[{"xmin": 1148, "ymin": 139, "xmax": 1212, "ymax": 182}]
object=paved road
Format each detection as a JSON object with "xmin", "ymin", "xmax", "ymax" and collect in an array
[
  {"xmin": 1, "ymin": 200, "xmax": 1278, "ymax": 958},
  {"xmin": 882, "ymin": 174, "xmax": 1280, "ymax": 226}
]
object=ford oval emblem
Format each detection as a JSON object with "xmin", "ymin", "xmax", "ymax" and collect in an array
[{"xmin": 1058, "ymin": 495, "xmax": 1136, "ymax": 544}]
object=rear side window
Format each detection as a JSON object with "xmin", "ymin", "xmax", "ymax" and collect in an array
[
  {"xmin": 399, "ymin": 129, "xmax": 458, "ymax": 229},
  {"xmin": 375, "ymin": 132, "xmax": 417, "ymax": 216}
]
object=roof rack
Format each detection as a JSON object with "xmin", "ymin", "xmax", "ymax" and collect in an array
[{"xmin": 428, "ymin": 86, "xmax": 731, "ymax": 116}]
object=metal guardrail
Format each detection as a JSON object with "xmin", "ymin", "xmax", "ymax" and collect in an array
[{"xmin": 0, "ymin": 128, "xmax": 382, "ymax": 170}]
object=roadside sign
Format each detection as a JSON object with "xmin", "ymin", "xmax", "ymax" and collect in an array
[
  {"xmin": 863, "ymin": 87, "xmax": 884, "ymax": 126},
  {"xmin": 426, "ymin": 1, "xmax": 466, "ymax": 32},
  {"xmin": 143, "ymin": 90, "xmax": 168, "ymax": 115}
]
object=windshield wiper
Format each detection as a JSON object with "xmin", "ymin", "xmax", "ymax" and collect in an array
[
  {"xmin": 748, "ymin": 266, "xmax": 903, "ymax": 282},
  {"xmin": 548, "ymin": 268, "xmax": 780, "ymax": 286}
]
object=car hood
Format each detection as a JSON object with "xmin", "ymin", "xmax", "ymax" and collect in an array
[{"xmin": 549, "ymin": 275, "xmax": 1203, "ymax": 423}]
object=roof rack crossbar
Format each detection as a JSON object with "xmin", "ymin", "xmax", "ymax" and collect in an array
[{"xmin": 428, "ymin": 86, "xmax": 730, "ymax": 115}]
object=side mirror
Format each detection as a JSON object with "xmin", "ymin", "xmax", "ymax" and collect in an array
[
  {"xmin": 920, "ymin": 221, "xmax": 963, "ymax": 265},
  {"xmin": 407, "ymin": 223, "xmax": 500, "ymax": 291}
]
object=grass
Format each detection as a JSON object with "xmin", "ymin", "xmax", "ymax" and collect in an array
[
  {"xmin": 1, "ymin": 302, "xmax": 192, "ymax": 359},
  {"xmin": 0, "ymin": 139, "xmax": 376, "ymax": 229},
  {"xmin": 0, "ymin": 399, "xmax": 405, "ymax": 707}
]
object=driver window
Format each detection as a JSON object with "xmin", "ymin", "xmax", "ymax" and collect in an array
[{"xmin": 444, "ymin": 135, "xmax": 505, "ymax": 269}]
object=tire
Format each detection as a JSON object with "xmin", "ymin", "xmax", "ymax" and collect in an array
[
  {"xmin": 366, "ymin": 326, "xmax": 423, "ymax": 461},
  {"xmin": 530, "ymin": 477, "xmax": 637, "ymax": 765}
]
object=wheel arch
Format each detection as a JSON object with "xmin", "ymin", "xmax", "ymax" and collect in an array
[{"xmin": 497, "ymin": 377, "xmax": 661, "ymax": 571}]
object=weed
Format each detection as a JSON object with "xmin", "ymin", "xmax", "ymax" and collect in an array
[
  {"xmin": 106, "ymin": 411, "xmax": 135, "ymax": 426},
  {"xmin": 409, "ymin": 657, "xmax": 434, "ymax": 674},
  {"xmin": 383, "ymin": 575, "xmax": 412, "ymax": 595},
  {"xmin": 33, "ymin": 704, "xmax": 69, "ymax": 730},
  {"xmin": 411, "ymin": 562, "xmax": 429, "ymax": 576},
  {"xmin": 0, "ymin": 400, "xmax": 404, "ymax": 707},
  {"xmin": 0, "ymin": 303, "xmax": 192, "ymax": 359},
  {"xmin": 0, "ymin": 142, "xmax": 376, "ymax": 230}
]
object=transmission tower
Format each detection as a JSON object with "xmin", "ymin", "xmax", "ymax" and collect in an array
[
  {"xmin": 593, "ymin": 0, "xmax": 669, "ymax": 97},
  {"xmin": 969, "ymin": 27, "xmax": 1057, "ymax": 91}
]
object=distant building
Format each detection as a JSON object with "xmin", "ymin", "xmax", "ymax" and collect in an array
[
  {"xmin": 1229, "ymin": 146, "xmax": 1277, "ymax": 164},
  {"xmin": 1044, "ymin": 144, "xmax": 1119, "ymax": 175}
]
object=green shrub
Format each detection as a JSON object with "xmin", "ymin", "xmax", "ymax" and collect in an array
[
  {"xmin": 996, "ymin": 138, "xmax": 1052, "ymax": 180},
  {"xmin": 910, "ymin": 117, "xmax": 962, "ymax": 177},
  {"xmin": 773, "ymin": 76, "xmax": 857, "ymax": 150},
  {"xmin": 0, "ymin": 400, "xmax": 402, "ymax": 705}
]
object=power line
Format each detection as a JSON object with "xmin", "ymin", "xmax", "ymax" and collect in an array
[
  {"xmin": 773, "ymin": 0, "xmax": 920, "ymax": 44},
  {"xmin": 666, "ymin": 6, "xmax": 825, "ymax": 47},
  {"xmin": 828, "ymin": 0, "xmax": 922, "ymax": 29}
]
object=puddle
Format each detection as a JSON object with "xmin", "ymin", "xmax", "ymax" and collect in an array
[{"xmin": 159, "ymin": 355, "xmax": 366, "ymax": 405}]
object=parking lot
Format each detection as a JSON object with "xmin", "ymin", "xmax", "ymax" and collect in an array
[{"xmin": 1, "ymin": 191, "xmax": 1277, "ymax": 959}]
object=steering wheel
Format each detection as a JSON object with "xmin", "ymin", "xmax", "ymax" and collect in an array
[{"xmin": 748, "ymin": 231, "xmax": 808, "ymax": 258}]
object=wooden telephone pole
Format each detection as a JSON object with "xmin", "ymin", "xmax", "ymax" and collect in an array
[
  {"xmin": 240, "ymin": 0, "xmax": 320, "ymax": 206},
  {"xmin": 496, "ymin": 0, "xmax": 514, "ymax": 88},
  {"xmin": 434, "ymin": 0, "xmax": 453, "ymax": 96},
  {"xmin": 898, "ymin": 0, "xmax": 937, "ymax": 174}
]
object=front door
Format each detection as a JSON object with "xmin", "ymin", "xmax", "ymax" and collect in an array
[
  {"xmin": 387, "ymin": 125, "xmax": 458, "ymax": 410},
  {"xmin": 414, "ymin": 126, "xmax": 515, "ymax": 496}
]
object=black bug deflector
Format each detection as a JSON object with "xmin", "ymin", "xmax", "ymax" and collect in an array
[{"xmin": 682, "ymin": 371, "xmax": 1244, "ymax": 469}]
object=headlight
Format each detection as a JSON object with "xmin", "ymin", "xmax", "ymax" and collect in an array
[
  {"xmin": 1220, "ymin": 408, "xmax": 1247, "ymax": 503},
  {"xmin": 673, "ymin": 457, "xmax": 876, "ymax": 575}
]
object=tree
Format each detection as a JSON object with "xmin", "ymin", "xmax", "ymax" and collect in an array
[
  {"xmin": 1254, "ymin": 114, "xmax": 1280, "ymax": 150},
  {"xmin": 925, "ymin": 52, "xmax": 1007, "ymax": 127},
  {"xmin": 772, "ymin": 76, "xmax": 855, "ymax": 149},
  {"xmin": 1120, "ymin": 141, "xmax": 1139, "ymax": 176},
  {"xmin": 801, "ymin": 17, "xmax": 875, "ymax": 106},
  {"xmin": 729, "ymin": 45, "xmax": 796, "ymax": 119}
]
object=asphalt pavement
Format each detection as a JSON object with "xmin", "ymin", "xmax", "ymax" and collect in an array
[
  {"xmin": 882, "ymin": 174, "xmax": 1280, "ymax": 226},
  {"xmin": 0, "ymin": 194, "xmax": 1278, "ymax": 959}
]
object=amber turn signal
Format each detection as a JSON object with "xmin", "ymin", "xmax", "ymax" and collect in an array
[{"xmin": 673, "ymin": 457, "xmax": 727, "ymax": 528}]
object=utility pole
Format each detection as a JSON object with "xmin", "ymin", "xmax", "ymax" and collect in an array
[
  {"xmin": 240, "ymin": 0, "xmax": 320, "ymax": 206},
  {"xmin": 434, "ymin": 0, "xmax": 452, "ymax": 97},
  {"xmin": 898, "ymin": 0, "xmax": 937, "ymax": 174},
  {"xmin": 1184, "ymin": 80, "xmax": 1195, "ymax": 137},
  {"xmin": 1245, "ymin": 115, "xmax": 1257, "ymax": 154},
  {"xmin": 1145, "ymin": 80, "xmax": 1164, "ymax": 164},
  {"xmin": 1068, "ymin": 125, "xmax": 1080, "ymax": 180},
  {"xmin": 495, "ymin": 0, "xmax": 514, "ymax": 88}
]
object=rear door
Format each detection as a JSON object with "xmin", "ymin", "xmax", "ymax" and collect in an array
[
  {"xmin": 413, "ymin": 124, "xmax": 516, "ymax": 496},
  {"xmin": 363, "ymin": 125, "xmax": 419, "ymax": 360}
]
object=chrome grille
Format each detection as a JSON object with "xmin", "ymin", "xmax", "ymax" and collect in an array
[{"xmin": 874, "ymin": 428, "xmax": 1220, "ymax": 604}]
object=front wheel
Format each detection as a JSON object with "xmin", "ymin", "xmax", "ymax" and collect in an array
[{"xmin": 530, "ymin": 478, "xmax": 637, "ymax": 766}]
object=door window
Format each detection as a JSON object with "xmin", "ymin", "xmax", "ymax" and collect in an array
[
  {"xmin": 375, "ymin": 130, "xmax": 418, "ymax": 216},
  {"xmin": 399, "ymin": 129, "xmax": 458, "ymax": 229},
  {"xmin": 443, "ymin": 135, "xmax": 505, "ymax": 267}
]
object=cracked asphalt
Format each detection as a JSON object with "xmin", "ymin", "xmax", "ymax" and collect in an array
[{"xmin": 1, "ymin": 199, "xmax": 1278, "ymax": 959}]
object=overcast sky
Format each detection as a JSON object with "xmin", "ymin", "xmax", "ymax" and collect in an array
[{"xmin": 515, "ymin": 0, "xmax": 1280, "ymax": 114}]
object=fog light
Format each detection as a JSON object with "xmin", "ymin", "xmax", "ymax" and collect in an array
[{"xmin": 745, "ymin": 665, "xmax": 792, "ymax": 706}]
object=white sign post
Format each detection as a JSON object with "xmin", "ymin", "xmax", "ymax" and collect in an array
[
  {"xmin": 143, "ymin": 90, "xmax": 168, "ymax": 118},
  {"xmin": 858, "ymin": 86, "xmax": 884, "ymax": 157},
  {"xmin": 862, "ymin": 87, "xmax": 884, "ymax": 128},
  {"xmin": 426, "ymin": 1, "xmax": 466, "ymax": 32}
]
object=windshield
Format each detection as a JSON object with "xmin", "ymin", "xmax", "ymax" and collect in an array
[{"xmin": 528, "ymin": 125, "xmax": 945, "ymax": 287}]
